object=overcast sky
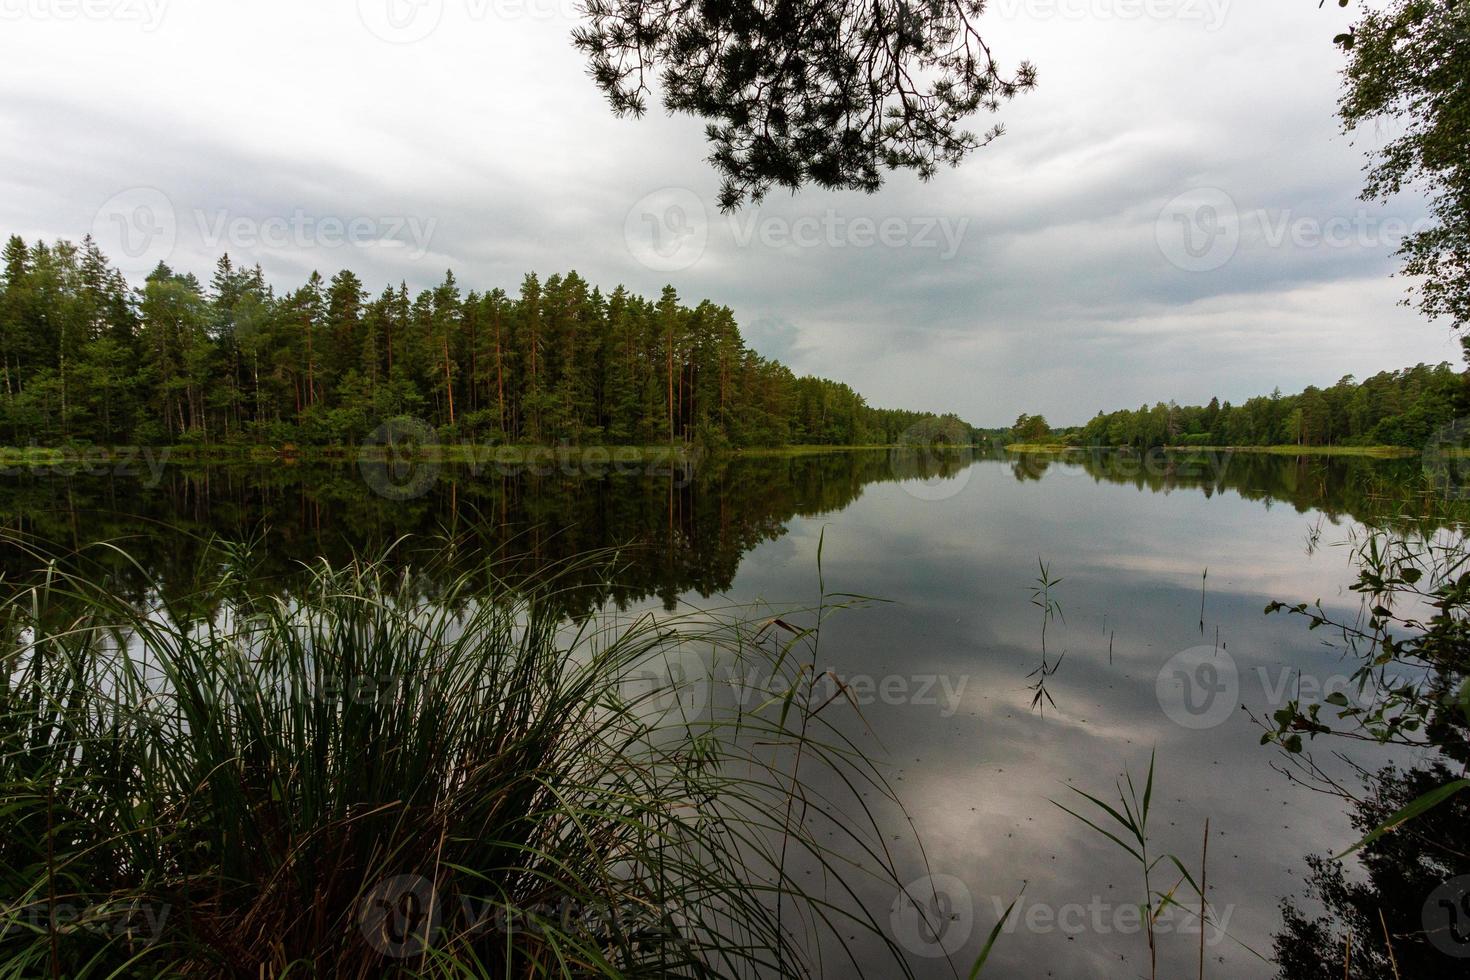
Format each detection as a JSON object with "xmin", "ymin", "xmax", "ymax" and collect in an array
[{"xmin": 0, "ymin": 0, "xmax": 1458, "ymax": 426}]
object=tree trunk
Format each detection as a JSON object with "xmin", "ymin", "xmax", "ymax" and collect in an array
[
  {"xmin": 442, "ymin": 336, "xmax": 456, "ymax": 425},
  {"xmin": 494, "ymin": 320, "xmax": 506, "ymax": 437}
]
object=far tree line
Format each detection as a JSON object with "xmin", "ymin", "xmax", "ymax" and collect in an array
[
  {"xmin": 0, "ymin": 234, "xmax": 977, "ymax": 450},
  {"xmin": 1011, "ymin": 362, "xmax": 1470, "ymax": 449}
]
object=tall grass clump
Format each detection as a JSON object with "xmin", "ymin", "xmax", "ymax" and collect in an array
[{"xmin": 0, "ymin": 538, "xmax": 918, "ymax": 978}]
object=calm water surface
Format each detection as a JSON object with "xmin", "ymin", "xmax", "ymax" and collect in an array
[{"xmin": 0, "ymin": 449, "xmax": 1444, "ymax": 977}]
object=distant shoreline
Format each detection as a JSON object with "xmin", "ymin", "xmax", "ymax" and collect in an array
[{"xmin": 1004, "ymin": 443, "xmax": 1424, "ymax": 458}]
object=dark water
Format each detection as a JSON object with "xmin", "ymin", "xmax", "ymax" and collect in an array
[{"xmin": 0, "ymin": 448, "xmax": 1451, "ymax": 977}]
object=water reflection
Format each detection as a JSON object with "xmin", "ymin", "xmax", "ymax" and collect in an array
[
  {"xmin": 0, "ymin": 448, "xmax": 975, "ymax": 615},
  {"xmin": 1, "ymin": 448, "xmax": 1455, "ymax": 612},
  {"xmin": 1010, "ymin": 448, "xmax": 1455, "ymax": 532},
  {"xmin": 1, "ymin": 447, "xmax": 1463, "ymax": 977}
]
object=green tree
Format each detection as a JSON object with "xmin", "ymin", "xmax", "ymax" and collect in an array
[
  {"xmin": 0, "ymin": 234, "xmax": 978, "ymax": 451},
  {"xmin": 1012, "ymin": 413, "xmax": 1050, "ymax": 442},
  {"xmin": 1339, "ymin": 0, "xmax": 1470, "ymax": 330}
]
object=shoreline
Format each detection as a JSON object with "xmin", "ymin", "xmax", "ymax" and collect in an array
[
  {"xmin": 0, "ymin": 442, "xmax": 984, "ymax": 469},
  {"xmin": 1004, "ymin": 443, "xmax": 1424, "ymax": 459}
]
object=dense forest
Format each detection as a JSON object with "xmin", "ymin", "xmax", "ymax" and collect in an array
[
  {"xmin": 0, "ymin": 235, "xmax": 975, "ymax": 449},
  {"xmin": 1028, "ymin": 363, "xmax": 1470, "ymax": 449}
]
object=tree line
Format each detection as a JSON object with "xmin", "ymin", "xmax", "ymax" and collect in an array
[
  {"xmin": 0, "ymin": 234, "xmax": 975, "ymax": 449},
  {"xmin": 1023, "ymin": 363, "xmax": 1469, "ymax": 449}
]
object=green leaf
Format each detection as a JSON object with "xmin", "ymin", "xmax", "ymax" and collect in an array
[
  {"xmin": 1335, "ymin": 779, "xmax": 1470, "ymax": 859},
  {"xmin": 1052, "ymin": 800, "xmax": 1143, "ymax": 863},
  {"xmin": 1166, "ymin": 854, "xmax": 1204, "ymax": 899},
  {"xmin": 1142, "ymin": 748, "xmax": 1156, "ymax": 824},
  {"xmin": 969, "ymin": 887, "xmax": 1024, "ymax": 978}
]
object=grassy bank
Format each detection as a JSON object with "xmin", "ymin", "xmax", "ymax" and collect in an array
[
  {"xmin": 1004, "ymin": 443, "xmax": 1422, "ymax": 458},
  {"xmin": 374, "ymin": 443, "xmax": 699, "ymax": 465},
  {"xmin": 1003, "ymin": 443, "xmax": 1081, "ymax": 453},
  {"xmin": 731, "ymin": 443, "xmax": 977, "ymax": 458},
  {"xmin": 0, "ymin": 540, "xmax": 919, "ymax": 978},
  {"xmin": 0, "ymin": 443, "xmax": 700, "ymax": 467},
  {"xmin": 1167, "ymin": 444, "xmax": 1419, "ymax": 458},
  {"xmin": 0, "ymin": 441, "xmax": 991, "ymax": 469}
]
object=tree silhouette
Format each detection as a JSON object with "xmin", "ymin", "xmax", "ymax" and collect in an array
[
  {"xmin": 574, "ymin": 0, "xmax": 1036, "ymax": 208},
  {"xmin": 1274, "ymin": 762, "xmax": 1470, "ymax": 979}
]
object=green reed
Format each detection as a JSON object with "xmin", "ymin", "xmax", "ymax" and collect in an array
[{"xmin": 0, "ymin": 536, "xmax": 917, "ymax": 978}]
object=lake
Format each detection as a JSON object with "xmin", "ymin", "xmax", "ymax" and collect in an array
[{"xmin": 0, "ymin": 448, "xmax": 1446, "ymax": 977}]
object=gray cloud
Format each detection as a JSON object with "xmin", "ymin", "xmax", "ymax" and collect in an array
[{"xmin": 0, "ymin": 0, "xmax": 1458, "ymax": 426}]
